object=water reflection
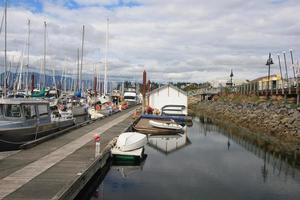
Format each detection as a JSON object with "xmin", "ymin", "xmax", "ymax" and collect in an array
[
  {"xmin": 84, "ymin": 117, "xmax": 300, "ymax": 200},
  {"xmin": 196, "ymin": 116, "xmax": 300, "ymax": 183},
  {"xmin": 111, "ymin": 157, "xmax": 147, "ymax": 178},
  {"xmin": 148, "ymin": 131, "xmax": 191, "ymax": 154}
]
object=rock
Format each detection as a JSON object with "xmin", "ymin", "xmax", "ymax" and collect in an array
[{"xmin": 280, "ymin": 117, "xmax": 289, "ymax": 124}]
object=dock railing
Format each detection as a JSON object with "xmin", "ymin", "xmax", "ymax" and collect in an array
[{"xmin": 219, "ymin": 77, "xmax": 300, "ymax": 105}]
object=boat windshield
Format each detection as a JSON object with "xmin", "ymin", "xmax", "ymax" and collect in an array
[
  {"xmin": 124, "ymin": 96, "xmax": 136, "ymax": 100},
  {"xmin": 4, "ymin": 104, "xmax": 22, "ymax": 118},
  {"xmin": 22, "ymin": 105, "xmax": 37, "ymax": 119}
]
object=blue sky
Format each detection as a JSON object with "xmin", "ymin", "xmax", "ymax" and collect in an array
[{"xmin": 2, "ymin": 0, "xmax": 141, "ymax": 12}]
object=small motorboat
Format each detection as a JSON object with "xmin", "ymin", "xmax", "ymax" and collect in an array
[
  {"xmin": 88, "ymin": 107, "xmax": 104, "ymax": 120},
  {"xmin": 115, "ymin": 132, "xmax": 147, "ymax": 152},
  {"xmin": 149, "ymin": 120, "xmax": 183, "ymax": 130}
]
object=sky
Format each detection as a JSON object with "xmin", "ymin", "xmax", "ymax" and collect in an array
[{"xmin": 0, "ymin": 0, "xmax": 300, "ymax": 83}]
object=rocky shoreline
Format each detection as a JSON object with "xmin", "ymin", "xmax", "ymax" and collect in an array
[{"xmin": 189, "ymin": 99, "xmax": 300, "ymax": 154}]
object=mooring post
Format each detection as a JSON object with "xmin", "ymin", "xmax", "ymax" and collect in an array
[{"xmin": 94, "ymin": 134, "xmax": 101, "ymax": 158}]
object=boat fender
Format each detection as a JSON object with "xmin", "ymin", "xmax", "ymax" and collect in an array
[{"xmin": 95, "ymin": 104, "xmax": 101, "ymax": 111}]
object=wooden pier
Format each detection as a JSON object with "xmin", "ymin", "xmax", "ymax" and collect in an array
[{"xmin": 0, "ymin": 106, "xmax": 137, "ymax": 200}]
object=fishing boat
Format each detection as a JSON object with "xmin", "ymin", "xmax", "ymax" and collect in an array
[
  {"xmin": 0, "ymin": 98, "xmax": 75, "ymax": 150},
  {"xmin": 149, "ymin": 119, "xmax": 183, "ymax": 130},
  {"xmin": 124, "ymin": 88, "xmax": 138, "ymax": 106},
  {"xmin": 115, "ymin": 132, "xmax": 147, "ymax": 152}
]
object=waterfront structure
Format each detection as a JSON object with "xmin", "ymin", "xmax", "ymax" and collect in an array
[
  {"xmin": 251, "ymin": 74, "xmax": 283, "ymax": 91},
  {"xmin": 148, "ymin": 84, "xmax": 188, "ymax": 115}
]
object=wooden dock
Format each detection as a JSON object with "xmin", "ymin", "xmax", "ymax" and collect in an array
[
  {"xmin": 133, "ymin": 118, "xmax": 182, "ymax": 135},
  {"xmin": 0, "ymin": 107, "xmax": 137, "ymax": 200}
]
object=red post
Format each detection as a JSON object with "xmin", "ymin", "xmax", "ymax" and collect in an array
[
  {"xmin": 142, "ymin": 70, "xmax": 147, "ymax": 113},
  {"xmin": 147, "ymin": 79, "xmax": 150, "ymax": 106}
]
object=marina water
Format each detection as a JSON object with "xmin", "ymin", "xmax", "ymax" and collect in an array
[{"xmin": 84, "ymin": 117, "xmax": 300, "ymax": 200}]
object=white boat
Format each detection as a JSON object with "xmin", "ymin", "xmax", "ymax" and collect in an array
[
  {"xmin": 88, "ymin": 108, "xmax": 104, "ymax": 120},
  {"xmin": 115, "ymin": 132, "xmax": 147, "ymax": 152},
  {"xmin": 149, "ymin": 120, "xmax": 183, "ymax": 130}
]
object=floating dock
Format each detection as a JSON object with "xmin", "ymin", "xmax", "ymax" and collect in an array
[{"xmin": 0, "ymin": 106, "xmax": 137, "ymax": 200}]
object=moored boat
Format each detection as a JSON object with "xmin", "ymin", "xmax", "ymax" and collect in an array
[
  {"xmin": 115, "ymin": 132, "xmax": 147, "ymax": 152},
  {"xmin": 149, "ymin": 119, "xmax": 183, "ymax": 130},
  {"xmin": 133, "ymin": 117, "xmax": 183, "ymax": 135},
  {"xmin": 0, "ymin": 98, "xmax": 75, "ymax": 151},
  {"xmin": 111, "ymin": 132, "xmax": 147, "ymax": 161}
]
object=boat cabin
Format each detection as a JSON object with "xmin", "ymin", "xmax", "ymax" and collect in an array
[{"xmin": 0, "ymin": 99, "xmax": 50, "ymax": 122}]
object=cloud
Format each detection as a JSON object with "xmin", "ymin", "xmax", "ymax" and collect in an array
[{"xmin": 0, "ymin": 0, "xmax": 300, "ymax": 84}]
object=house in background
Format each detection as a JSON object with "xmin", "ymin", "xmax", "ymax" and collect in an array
[
  {"xmin": 251, "ymin": 74, "xmax": 284, "ymax": 90},
  {"xmin": 148, "ymin": 84, "xmax": 188, "ymax": 116}
]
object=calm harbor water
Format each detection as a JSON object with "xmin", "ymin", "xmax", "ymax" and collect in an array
[{"xmin": 86, "ymin": 117, "xmax": 300, "ymax": 200}]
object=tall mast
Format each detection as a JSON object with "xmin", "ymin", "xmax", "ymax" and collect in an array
[
  {"xmin": 104, "ymin": 18, "xmax": 109, "ymax": 95},
  {"xmin": 76, "ymin": 48, "xmax": 79, "ymax": 91},
  {"xmin": 26, "ymin": 19, "xmax": 30, "ymax": 95},
  {"xmin": 43, "ymin": 21, "xmax": 47, "ymax": 88},
  {"xmin": 4, "ymin": 0, "xmax": 7, "ymax": 96},
  {"xmin": 80, "ymin": 25, "xmax": 85, "ymax": 91}
]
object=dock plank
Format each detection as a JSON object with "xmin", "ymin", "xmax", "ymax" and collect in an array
[{"xmin": 0, "ymin": 107, "xmax": 136, "ymax": 200}]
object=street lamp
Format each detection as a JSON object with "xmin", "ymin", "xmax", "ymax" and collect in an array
[
  {"xmin": 266, "ymin": 53, "xmax": 274, "ymax": 98},
  {"xmin": 230, "ymin": 69, "xmax": 234, "ymax": 86}
]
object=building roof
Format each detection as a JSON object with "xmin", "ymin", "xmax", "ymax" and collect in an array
[
  {"xmin": 149, "ymin": 84, "xmax": 187, "ymax": 96},
  {"xmin": 250, "ymin": 74, "xmax": 280, "ymax": 82}
]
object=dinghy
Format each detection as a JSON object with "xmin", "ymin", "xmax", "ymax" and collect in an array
[
  {"xmin": 115, "ymin": 132, "xmax": 147, "ymax": 152},
  {"xmin": 149, "ymin": 120, "xmax": 183, "ymax": 130}
]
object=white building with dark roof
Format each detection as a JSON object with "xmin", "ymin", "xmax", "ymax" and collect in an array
[{"xmin": 148, "ymin": 84, "xmax": 188, "ymax": 116}]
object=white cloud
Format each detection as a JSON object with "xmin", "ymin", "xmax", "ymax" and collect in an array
[{"xmin": 0, "ymin": 0, "xmax": 300, "ymax": 83}]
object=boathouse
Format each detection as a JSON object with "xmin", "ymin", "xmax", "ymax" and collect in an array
[{"xmin": 148, "ymin": 84, "xmax": 188, "ymax": 116}]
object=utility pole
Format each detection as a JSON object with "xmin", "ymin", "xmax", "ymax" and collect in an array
[
  {"xmin": 277, "ymin": 54, "xmax": 284, "ymax": 95},
  {"xmin": 283, "ymin": 51, "xmax": 289, "ymax": 89},
  {"xmin": 289, "ymin": 49, "xmax": 296, "ymax": 83}
]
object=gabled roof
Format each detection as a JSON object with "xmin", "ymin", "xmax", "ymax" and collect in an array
[{"xmin": 149, "ymin": 84, "xmax": 187, "ymax": 96}]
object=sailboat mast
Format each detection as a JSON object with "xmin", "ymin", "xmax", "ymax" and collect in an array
[
  {"xmin": 76, "ymin": 48, "xmax": 79, "ymax": 91},
  {"xmin": 4, "ymin": 0, "xmax": 7, "ymax": 96},
  {"xmin": 80, "ymin": 25, "xmax": 85, "ymax": 92},
  {"xmin": 104, "ymin": 18, "xmax": 109, "ymax": 95},
  {"xmin": 43, "ymin": 21, "xmax": 47, "ymax": 88},
  {"xmin": 26, "ymin": 19, "xmax": 30, "ymax": 95}
]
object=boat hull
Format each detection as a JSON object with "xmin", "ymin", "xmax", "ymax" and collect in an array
[
  {"xmin": 133, "ymin": 118, "xmax": 183, "ymax": 135},
  {"xmin": 116, "ymin": 132, "xmax": 147, "ymax": 152},
  {"xmin": 72, "ymin": 106, "xmax": 88, "ymax": 117},
  {"xmin": 149, "ymin": 120, "xmax": 182, "ymax": 130},
  {"xmin": 0, "ymin": 119, "xmax": 74, "ymax": 151}
]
